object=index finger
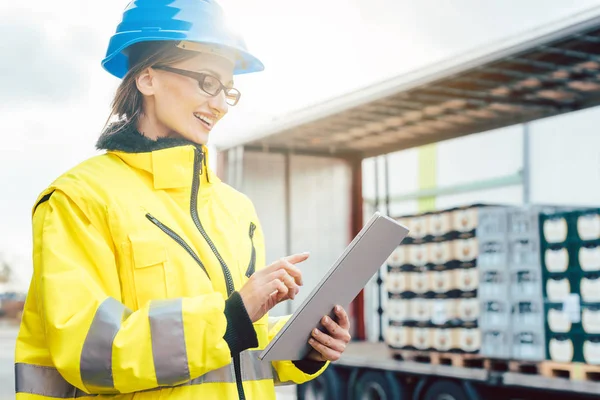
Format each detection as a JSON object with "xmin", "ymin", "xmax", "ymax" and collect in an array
[{"xmin": 283, "ymin": 252, "xmax": 310, "ymax": 265}]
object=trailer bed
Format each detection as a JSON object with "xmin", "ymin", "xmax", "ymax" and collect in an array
[{"xmin": 335, "ymin": 341, "xmax": 600, "ymax": 396}]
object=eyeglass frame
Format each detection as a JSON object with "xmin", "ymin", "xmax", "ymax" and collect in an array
[{"xmin": 152, "ymin": 65, "xmax": 241, "ymax": 106}]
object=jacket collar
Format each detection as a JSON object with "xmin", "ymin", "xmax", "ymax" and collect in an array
[{"xmin": 96, "ymin": 121, "xmax": 218, "ymax": 189}]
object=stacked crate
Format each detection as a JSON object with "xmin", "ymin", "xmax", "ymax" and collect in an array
[
  {"xmin": 506, "ymin": 207, "xmax": 555, "ymax": 362},
  {"xmin": 385, "ymin": 205, "xmax": 481, "ymax": 354},
  {"xmin": 541, "ymin": 208, "xmax": 600, "ymax": 365},
  {"xmin": 385, "ymin": 204, "xmax": 568, "ymax": 362},
  {"xmin": 476, "ymin": 207, "xmax": 512, "ymax": 359}
]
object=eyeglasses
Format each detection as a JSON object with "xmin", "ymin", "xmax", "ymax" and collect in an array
[{"xmin": 152, "ymin": 65, "xmax": 241, "ymax": 106}]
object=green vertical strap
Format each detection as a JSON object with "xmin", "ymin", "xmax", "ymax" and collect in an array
[{"xmin": 418, "ymin": 143, "xmax": 437, "ymax": 212}]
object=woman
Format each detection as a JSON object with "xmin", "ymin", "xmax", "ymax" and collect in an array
[{"xmin": 14, "ymin": 1, "xmax": 351, "ymax": 399}]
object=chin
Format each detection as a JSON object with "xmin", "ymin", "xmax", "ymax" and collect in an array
[{"xmin": 187, "ymin": 130, "xmax": 209, "ymax": 145}]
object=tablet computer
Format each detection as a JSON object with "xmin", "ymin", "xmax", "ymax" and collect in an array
[{"xmin": 259, "ymin": 212, "xmax": 409, "ymax": 361}]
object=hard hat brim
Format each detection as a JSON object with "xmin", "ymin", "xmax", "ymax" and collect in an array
[{"xmin": 102, "ymin": 33, "xmax": 265, "ymax": 79}]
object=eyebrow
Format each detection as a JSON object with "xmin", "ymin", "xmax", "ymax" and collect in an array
[{"xmin": 198, "ymin": 68, "xmax": 234, "ymax": 87}]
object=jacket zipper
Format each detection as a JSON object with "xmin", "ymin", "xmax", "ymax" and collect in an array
[
  {"xmin": 145, "ymin": 214, "xmax": 209, "ymax": 278},
  {"xmin": 191, "ymin": 148, "xmax": 245, "ymax": 400},
  {"xmin": 245, "ymin": 223, "xmax": 257, "ymax": 278}
]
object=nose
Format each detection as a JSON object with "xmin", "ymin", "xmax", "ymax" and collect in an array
[{"xmin": 208, "ymin": 90, "xmax": 229, "ymax": 116}]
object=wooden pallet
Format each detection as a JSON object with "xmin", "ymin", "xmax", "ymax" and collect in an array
[
  {"xmin": 540, "ymin": 361, "xmax": 600, "ymax": 382},
  {"xmin": 392, "ymin": 350, "xmax": 486, "ymax": 369},
  {"xmin": 485, "ymin": 359, "xmax": 540, "ymax": 374},
  {"xmin": 391, "ymin": 350, "xmax": 541, "ymax": 374}
]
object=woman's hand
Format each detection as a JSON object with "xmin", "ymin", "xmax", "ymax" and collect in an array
[
  {"xmin": 238, "ymin": 253, "xmax": 308, "ymax": 322},
  {"xmin": 306, "ymin": 305, "xmax": 351, "ymax": 362}
]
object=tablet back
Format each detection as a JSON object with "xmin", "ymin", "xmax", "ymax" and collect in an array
[{"xmin": 259, "ymin": 212, "xmax": 409, "ymax": 361}]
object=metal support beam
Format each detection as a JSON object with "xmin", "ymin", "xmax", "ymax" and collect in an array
[
  {"xmin": 363, "ymin": 173, "xmax": 523, "ymax": 206},
  {"xmin": 523, "ymin": 123, "xmax": 531, "ymax": 204},
  {"xmin": 420, "ymin": 86, "xmax": 565, "ymax": 110},
  {"xmin": 541, "ymin": 45, "xmax": 600, "ymax": 62},
  {"xmin": 349, "ymin": 157, "xmax": 365, "ymax": 341},
  {"xmin": 373, "ymin": 157, "xmax": 384, "ymax": 342}
]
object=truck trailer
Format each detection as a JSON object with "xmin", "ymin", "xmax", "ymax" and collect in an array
[{"xmin": 217, "ymin": 6, "xmax": 600, "ymax": 400}]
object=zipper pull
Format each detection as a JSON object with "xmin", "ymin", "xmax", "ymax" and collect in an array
[
  {"xmin": 146, "ymin": 213, "xmax": 159, "ymax": 224},
  {"xmin": 249, "ymin": 222, "xmax": 256, "ymax": 238},
  {"xmin": 195, "ymin": 147, "xmax": 204, "ymax": 176},
  {"xmin": 203, "ymin": 148, "xmax": 210, "ymax": 183}
]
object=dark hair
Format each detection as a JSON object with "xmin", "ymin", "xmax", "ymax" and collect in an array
[{"xmin": 101, "ymin": 41, "xmax": 197, "ymax": 134}]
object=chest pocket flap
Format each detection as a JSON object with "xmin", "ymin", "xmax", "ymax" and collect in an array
[
  {"xmin": 128, "ymin": 231, "xmax": 169, "ymax": 309},
  {"xmin": 129, "ymin": 231, "xmax": 168, "ymax": 267}
]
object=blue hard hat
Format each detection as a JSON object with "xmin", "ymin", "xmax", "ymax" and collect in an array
[{"xmin": 102, "ymin": 0, "xmax": 264, "ymax": 78}]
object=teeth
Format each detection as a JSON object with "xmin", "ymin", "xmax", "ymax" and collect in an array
[{"xmin": 195, "ymin": 114, "xmax": 214, "ymax": 126}]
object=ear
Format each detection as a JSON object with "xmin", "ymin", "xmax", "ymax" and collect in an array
[{"xmin": 135, "ymin": 67, "xmax": 156, "ymax": 96}]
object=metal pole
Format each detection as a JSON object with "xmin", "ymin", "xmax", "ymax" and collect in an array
[
  {"xmin": 378, "ymin": 156, "xmax": 391, "ymax": 342},
  {"xmin": 350, "ymin": 157, "xmax": 366, "ymax": 341},
  {"xmin": 384, "ymin": 155, "xmax": 391, "ymax": 215},
  {"xmin": 374, "ymin": 158, "xmax": 384, "ymax": 342},
  {"xmin": 284, "ymin": 152, "xmax": 292, "ymax": 315},
  {"xmin": 523, "ymin": 123, "xmax": 531, "ymax": 204},
  {"xmin": 235, "ymin": 146, "xmax": 244, "ymax": 190}
]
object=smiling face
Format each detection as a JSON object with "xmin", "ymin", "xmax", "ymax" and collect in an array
[{"xmin": 135, "ymin": 51, "xmax": 236, "ymax": 145}]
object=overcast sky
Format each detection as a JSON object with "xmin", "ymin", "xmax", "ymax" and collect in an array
[{"xmin": 1, "ymin": 0, "xmax": 600, "ymax": 289}]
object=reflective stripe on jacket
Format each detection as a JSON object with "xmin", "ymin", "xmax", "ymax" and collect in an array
[{"xmin": 15, "ymin": 126, "xmax": 328, "ymax": 399}]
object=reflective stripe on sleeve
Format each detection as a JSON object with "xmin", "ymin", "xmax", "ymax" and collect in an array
[
  {"xmin": 15, "ymin": 363, "xmax": 94, "ymax": 398},
  {"xmin": 240, "ymin": 350, "xmax": 274, "ymax": 382},
  {"xmin": 80, "ymin": 297, "xmax": 128, "ymax": 393},
  {"xmin": 149, "ymin": 298, "xmax": 190, "ymax": 386},
  {"xmin": 17, "ymin": 345, "xmax": 274, "ymax": 396}
]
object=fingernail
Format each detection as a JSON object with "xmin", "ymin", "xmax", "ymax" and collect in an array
[
  {"xmin": 313, "ymin": 329, "xmax": 319, "ymax": 335},
  {"xmin": 324, "ymin": 316, "xmax": 330, "ymax": 323},
  {"xmin": 335, "ymin": 305, "xmax": 341, "ymax": 312}
]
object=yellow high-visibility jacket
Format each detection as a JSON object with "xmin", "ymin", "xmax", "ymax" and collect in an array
[{"xmin": 15, "ymin": 124, "xmax": 328, "ymax": 399}]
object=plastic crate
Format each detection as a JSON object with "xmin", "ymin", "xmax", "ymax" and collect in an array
[
  {"xmin": 480, "ymin": 298, "xmax": 511, "ymax": 328},
  {"xmin": 579, "ymin": 271, "xmax": 600, "ymax": 303},
  {"xmin": 513, "ymin": 330, "xmax": 546, "ymax": 362},
  {"xmin": 543, "ymin": 272, "xmax": 578, "ymax": 304},
  {"xmin": 512, "ymin": 298, "xmax": 545, "ymax": 329},
  {"xmin": 583, "ymin": 334, "xmax": 600, "ymax": 365},
  {"xmin": 545, "ymin": 301, "xmax": 583, "ymax": 334},
  {"xmin": 574, "ymin": 240, "xmax": 600, "ymax": 273},
  {"xmin": 476, "ymin": 207, "xmax": 509, "ymax": 237},
  {"xmin": 479, "ymin": 268, "xmax": 509, "ymax": 298},
  {"xmin": 582, "ymin": 303, "xmax": 600, "ymax": 335},
  {"xmin": 547, "ymin": 332, "xmax": 584, "ymax": 363},
  {"xmin": 481, "ymin": 329, "xmax": 512, "ymax": 359},
  {"xmin": 541, "ymin": 243, "xmax": 570, "ymax": 274},
  {"xmin": 508, "ymin": 235, "xmax": 541, "ymax": 269},
  {"xmin": 510, "ymin": 267, "xmax": 543, "ymax": 299},
  {"xmin": 508, "ymin": 208, "xmax": 541, "ymax": 237},
  {"xmin": 478, "ymin": 239, "xmax": 509, "ymax": 269},
  {"xmin": 574, "ymin": 209, "xmax": 600, "ymax": 242},
  {"xmin": 540, "ymin": 212, "xmax": 573, "ymax": 246}
]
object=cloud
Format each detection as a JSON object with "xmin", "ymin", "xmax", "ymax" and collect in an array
[{"xmin": 0, "ymin": 13, "xmax": 100, "ymax": 105}]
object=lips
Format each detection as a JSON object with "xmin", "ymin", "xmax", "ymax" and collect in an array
[{"xmin": 194, "ymin": 113, "xmax": 216, "ymax": 130}]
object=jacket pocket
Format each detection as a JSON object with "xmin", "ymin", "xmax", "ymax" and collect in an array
[
  {"xmin": 245, "ymin": 222, "xmax": 257, "ymax": 278},
  {"xmin": 128, "ymin": 231, "xmax": 169, "ymax": 309}
]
